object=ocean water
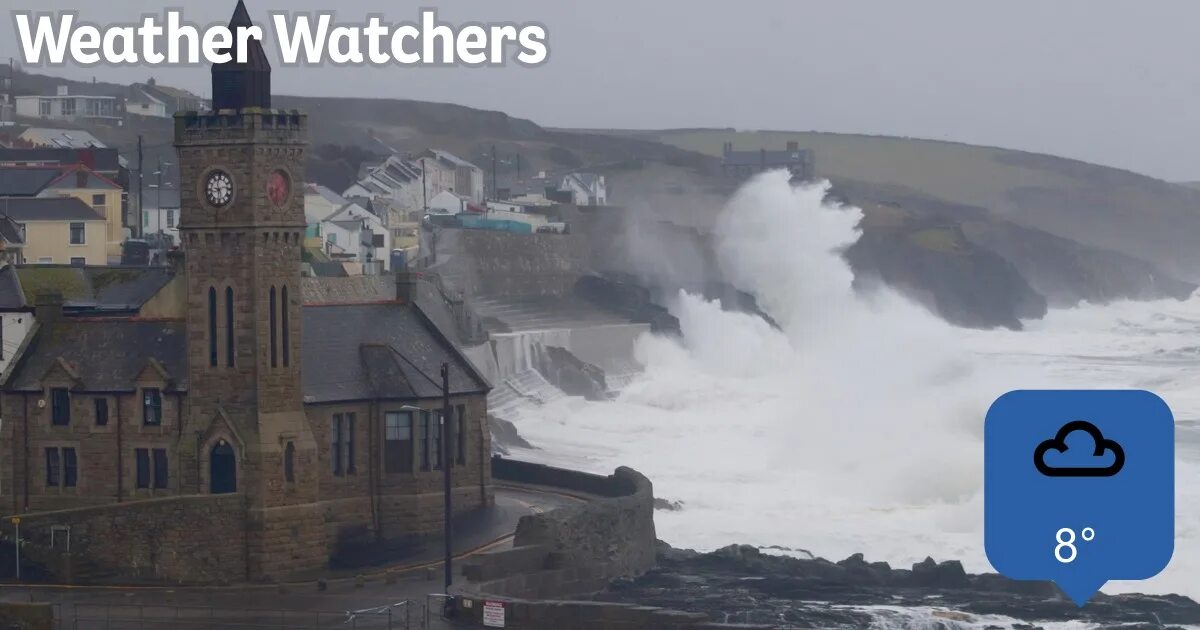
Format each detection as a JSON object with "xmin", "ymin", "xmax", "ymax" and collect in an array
[{"xmin": 500, "ymin": 170, "xmax": 1200, "ymax": 602}]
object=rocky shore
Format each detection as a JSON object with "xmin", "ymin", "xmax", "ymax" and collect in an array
[{"xmin": 598, "ymin": 543, "xmax": 1200, "ymax": 629}]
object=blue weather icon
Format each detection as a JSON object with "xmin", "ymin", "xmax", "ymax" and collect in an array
[{"xmin": 1034, "ymin": 420, "xmax": 1125, "ymax": 477}]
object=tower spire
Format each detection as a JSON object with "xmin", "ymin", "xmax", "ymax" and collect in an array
[{"xmin": 211, "ymin": 0, "xmax": 271, "ymax": 111}]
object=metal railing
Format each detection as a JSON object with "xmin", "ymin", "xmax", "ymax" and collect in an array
[{"xmin": 57, "ymin": 602, "xmax": 412, "ymax": 630}]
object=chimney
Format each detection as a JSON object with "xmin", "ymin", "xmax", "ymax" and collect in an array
[
  {"xmin": 786, "ymin": 141, "xmax": 799, "ymax": 152},
  {"xmin": 35, "ymin": 292, "xmax": 64, "ymax": 323},
  {"xmin": 75, "ymin": 168, "xmax": 88, "ymax": 188},
  {"xmin": 396, "ymin": 270, "xmax": 419, "ymax": 305}
]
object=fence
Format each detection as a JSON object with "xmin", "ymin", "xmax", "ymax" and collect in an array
[{"xmin": 55, "ymin": 602, "xmax": 414, "ymax": 630}]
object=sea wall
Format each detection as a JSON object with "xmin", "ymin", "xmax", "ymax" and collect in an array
[
  {"xmin": 452, "ymin": 230, "xmax": 590, "ymax": 298},
  {"xmin": 457, "ymin": 459, "xmax": 771, "ymax": 628},
  {"xmin": 2, "ymin": 494, "xmax": 247, "ymax": 585},
  {"xmin": 460, "ymin": 459, "xmax": 655, "ymax": 599}
]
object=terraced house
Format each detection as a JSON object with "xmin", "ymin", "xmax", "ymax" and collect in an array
[{"xmin": 0, "ymin": 1, "xmax": 492, "ymax": 585}]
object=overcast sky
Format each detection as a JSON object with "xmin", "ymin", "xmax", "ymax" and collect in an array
[{"xmin": 5, "ymin": 0, "xmax": 1200, "ymax": 181}]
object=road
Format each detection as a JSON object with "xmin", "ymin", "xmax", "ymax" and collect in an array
[{"xmin": 0, "ymin": 484, "xmax": 586, "ymax": 629}]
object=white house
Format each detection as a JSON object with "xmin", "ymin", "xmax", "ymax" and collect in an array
[
  {"xmin": 343, "ymin": 155, "xmax": 425, "ymax": 215},
  {"xmin": 428, "ymin": 191, "xmax": 469, "ymax": 216},
  {"xmin": 141, "ymin": 186, "xmax": 181, "ymax": 246},
  {"xmin": 417, "ymin": 149, "xmax": 484, "ymax": 203},
  {"xmin": 305, "ymin": 184, "xmax": 392, "ymax": 270},
  {"xmin": 126, "ymin": 86, "xmax": 169, "ymax": 119},
  {"xmin": 559, "ymin": 172, "xmax": 607, "ymax": 206},
  {"xmin": 15, "ymin": 86, "xmax": 122, "ymax": 125}
]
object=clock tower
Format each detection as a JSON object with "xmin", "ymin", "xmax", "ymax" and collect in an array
[{"xmin": 174, "ymin": 0, "xmax": 325, "ymax": 579}]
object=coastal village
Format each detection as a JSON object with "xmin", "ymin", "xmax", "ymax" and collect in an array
[
  {"xmin": 0, "ymin": 3, "xmax": 744, "ymax": 628},
  {"xmin": 6, "ymin": 3, "xmax": 1194, "ymax": 629}
]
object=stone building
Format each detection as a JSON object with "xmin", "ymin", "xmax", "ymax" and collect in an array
[
  {"xmin": 0, "ymin": 1, "xmax": 492, "ymax": 584},
  {"xmin": 721, "ymin": 140, "xmax": 816, "ymax": 182}
]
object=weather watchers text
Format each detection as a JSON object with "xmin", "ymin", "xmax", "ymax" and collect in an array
[{"xmin": 12, "ymin": 10, "xmax": 550, "ymax": 67}]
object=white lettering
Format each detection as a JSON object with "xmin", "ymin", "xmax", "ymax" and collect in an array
[
  {"xmin": 14, "ymin": 13, "xmax": 72, "ymax": 64},
  {"xmin": 274, "ymin": 13, "xmax": 330, "ymax": 64}
]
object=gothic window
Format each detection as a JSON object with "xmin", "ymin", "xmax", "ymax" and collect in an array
[
  {"xmin": 420, "ymin": 411, "xmax": 431, "ymax": 471},
  {"xmin": 330, "ymin": 414, "xmax": 342, "ymax": 476},
  {"xmin": 330, "ymin": 413, "xmax": 356, "ymax": 477},
  {"xmin": 281, "ymin": 286, "xmax": 290, "ymax": 367},
  {"xmin": 135, "ymin": 448, "xmax": 150, "ymax": 488},
  {"xmin": 153, "ymin": 449, "xmax": 168, "ymax": 489},
  {"xmin": 284, "ymin": 441, "xmax": 295, "ymax": 483},
  {"xmin": 384, "ymin": 411, "xmax": 413, "ymax": 474},
  {"xmin": 45, "ymin": 447, "xmax": 76, "ymax": 488},
  {"xmin": 143, "ymin": 389, "xmax": 162, "ymax": 426},
  {"xmin": 50, "ymin": 388, "xmax": 70, "ymax": 426},
  {"xmin": 94, "ymin": 398, "xmax": 108, "ymax": 427},
  {"xmin": 136, "ymin": 448, "xmax": 169, "ymax": 489},
  {"xmin": 456, "ymin": 405, "xmax": 467, "ymax": 466},
  {"xmin": 225, "ymin": 287, "xmax": 235, "ymax": 367},
  {"xmin": 269, "ymin": 286, "xmax": 278, "ymax": 368},
  {"xmin": 208, "ymin": 287, "xmax": 218, "ymax": 367}
]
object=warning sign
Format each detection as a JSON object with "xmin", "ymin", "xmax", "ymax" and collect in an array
[{"xmin": 483, "ymin": 600, "xmax": 505, "ymax": 627}]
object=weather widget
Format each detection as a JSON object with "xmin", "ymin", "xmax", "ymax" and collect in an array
[{"xmin": 985, "ymin": 390, "xmax": 1174, "ymax": 606}]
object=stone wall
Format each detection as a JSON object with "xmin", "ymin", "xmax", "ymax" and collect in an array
[
  {"xmin": 457, "ymin": 460, "xmax": 770, "ymax": 629},
  {"xmin": 447, "ymin": 230, "xmax": 590, "ymax": 298},
  {"xmin": 2, "ymin": 494, "xmax": 247, "ymax": 585},
  {"xmin": 460, "ymin": 460, "xmax": 655, "ymax": 599}
]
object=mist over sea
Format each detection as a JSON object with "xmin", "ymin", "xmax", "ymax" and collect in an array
[{"xmin": 502, "ymin": 171, "xmax": 1200, "ymax": 600}]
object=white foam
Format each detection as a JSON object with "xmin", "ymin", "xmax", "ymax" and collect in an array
[{"xmin": 501, "ymin": 171, "xmax": 1200, "ymax": 600}]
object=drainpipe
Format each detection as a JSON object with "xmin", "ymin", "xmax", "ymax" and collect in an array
[
  {"xmin": 369, "ymin": 399, "xmax": 381, "ymax": 540},
  {"xmin": 21, "ymin": 393, "xmax": 28, "ymax": 512},
  {"xmin": 115, "ymin": 394, "xmax": 123, "ymax": 503},
  {"xmin": 175, "ymin": 393, "xmax": 183, "ymax": 493}
]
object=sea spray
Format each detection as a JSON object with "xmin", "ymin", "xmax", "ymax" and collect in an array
[{"xmin": 505, "ymin": 171, "xmax": 1200, "ymax": 598}]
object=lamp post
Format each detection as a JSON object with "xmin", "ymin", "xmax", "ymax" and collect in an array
[{"xmin": 440, "ymin": 362, "xmax": 453, "ymax": 595}]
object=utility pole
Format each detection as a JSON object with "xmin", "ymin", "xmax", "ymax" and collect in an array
[
  {"xmin": 421, "ymin": 158, "xmax": 427, "ymax": 212},
  {"xmin": 490, "ymin": 145, "xmax": 497, "ymax": 201},
  {"xmin": 440, "ymin": 363, "xmax": 453, "ymax": 595},
  {"xmin": 136, "ymin": 136, "xmax": 144, "ymax": 239},
  {"xmin": 515, "ymin": 153, "xmax": 521, "ymax": 182}
]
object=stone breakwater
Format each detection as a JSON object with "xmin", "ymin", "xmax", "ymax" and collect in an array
[{"xmin": 599, "ymin": 543, "xmax": 1200, "ymax": 628}]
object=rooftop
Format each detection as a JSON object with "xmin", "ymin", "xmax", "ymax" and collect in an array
[
  {"xmin": 0, "ymin": 197, "xmax": 106, "ymax": 222},
  {"xmin": 0, "ymin": 265, "xmax": 176, "ymax": 313}
]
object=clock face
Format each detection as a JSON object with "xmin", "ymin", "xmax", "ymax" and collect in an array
[
  {"xmin": 205, "ymin": 170, "xmax": 233, "ymax": 207},
  {"xmin": 266, "ymin": 169, "xmax": 291, "ymax": 207}
]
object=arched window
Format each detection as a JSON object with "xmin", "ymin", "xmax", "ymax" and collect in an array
[
  {"xmin": 269, "ymin": 286, "xmax": 278, "ymax": 368},
  {"xmin": 284, "ymin": 441, "xmax": 295, "ymax": 483},
  {"xmin": 207, "ymin": 287, "xmax": 217, "ymax": 367},
  {"xmin": 281, "ymin": 285, "xmax": 290, "ymax": 367},
  {"xmin": 225, "ymin": 286, "xmax": 235, "ymax": 367}
]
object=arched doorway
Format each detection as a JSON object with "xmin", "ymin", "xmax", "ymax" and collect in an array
[{"xmin": 210, "ymin": 440, "xmax": 236, "ymax": 494}]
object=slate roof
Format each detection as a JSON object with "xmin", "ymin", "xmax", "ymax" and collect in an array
[
  {"xmin": 0, "ymin": 167, "xmax": 61, "ymax": 196},
  {"xmin": 0, "ymin": 266, "xmax": 23, "ymax": 311},
  {"xmin": 303, "ymin": 303, "xmax": 489, "ymax": 403},
  {"xmin": 0, "ymin": 265, "xmax": 175, "ymax": 313},
  {"xmin": 0, "ymin": 216, "xmax": 23, "ymax": 247},
  {"xmin": 0, "ymin": 197, "xmax": 104, "ymax": 221},
  {"xmin": 0, "ymin": 148, "xmax": 121, "ymax": 174},
  {"xmin": 20, "ymin": 128, "xmax": 106, "ymax": 149},
  {"xmin": 5, "ymin": 319, "xmax": 188, "ymax": 393}
]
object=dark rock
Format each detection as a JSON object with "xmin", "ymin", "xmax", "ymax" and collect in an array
[
  {"xmin": 489, "ymin": 415, "xmax": 532, "ymax": 453},
  {"xmin": 910, "ymin": 557, "xmax": 969, "ymax": 588},
  {"xmin": 532, "ymin": 345, "xmax": 608, "ymax": 400},
  {"xmin": 653, "ymin": 498, "xmax": 684, "ymax": 511}
]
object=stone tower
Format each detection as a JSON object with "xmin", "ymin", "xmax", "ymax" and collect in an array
[{"xmin": 174, "ymin": 0, "xmax": 325, "ymax": 579}]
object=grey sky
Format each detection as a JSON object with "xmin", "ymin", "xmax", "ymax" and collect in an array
[{"xmin": 5, "ymin": 0, "xmax": 1200, "ymax": 181}]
